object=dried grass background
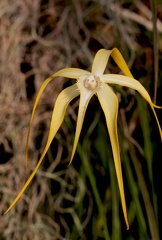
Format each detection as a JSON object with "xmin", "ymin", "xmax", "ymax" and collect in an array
[{"xmin": 0, "ymin": 0, "xmax": 162, "ymax": 239}]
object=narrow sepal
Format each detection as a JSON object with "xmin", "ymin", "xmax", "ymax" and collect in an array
[
  {"xmin": 101, "ymin": 74, "xmax": 162, "ymax": 139},
  {"xmin": 97, "ymin": 83, "xmax": 129, "ymax": 229},
  {"xmin": 25, "ymin": 68, "xmax": 89, "ymax": 167},
  {"xmin": 68, "ymin": 88, "xmax": 94, "ymax": 166},
  {"xmin": 4, "ymin": 84, "xmax": 79, "ymax": 214}
]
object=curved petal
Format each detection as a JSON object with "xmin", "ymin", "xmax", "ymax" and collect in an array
[
  {"xmin": 68, "ymin": 88, "xmax": 94, "ymax": 166},
  {"xmin": 4, "ymin": 84, "xmax": 79, "ymax": 214},
  {"xmin": 97, "ymin": 83, "xmax": 129, "ymax": 229},
  {"xmin": 91, "ymin": 49, "xmax": 112, "ymax": 75},
  {"xmin": 108, "ymin": 48, "xmax": 133, "ymax": 78},
  {"xmin": 26, "ymin": 68, "xmax": 90, "ymax": 166},
  {"xmin": 101, "ymin": 74, "xmax": 162, "ymax": 139},
  {"xmin": 91, "ymin": 48, "xmax": 133, "ymax": 77}
]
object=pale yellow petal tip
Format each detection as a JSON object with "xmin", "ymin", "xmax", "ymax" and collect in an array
[
  {"xmin": 126, "ymin": 223, "xmax": 129, "ymax": 230},
  {"xmin": 4, "ymin": 197, "xmax": 19, "ymax": 215},
  {"xmin": 152, "ymin": 103, "xmax": 162, "ymax": 109},
  {"xmin": 125, "ymin": 216, "xmax": 129, "ymax": 230},
  {"xmin": 67, "ymin": 157, "xmax": 73, "ymax": 167},
  {"xmin": 4, "ymin": 207, "xmax": 11, "ymax": 215},
  {"xmin": 67, "ymin": 161, "xmax": 71, "ymax": 167}
]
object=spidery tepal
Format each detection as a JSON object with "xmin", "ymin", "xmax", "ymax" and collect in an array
[{"xmin": 5, "ymin": 48, "xmax": 162, "ymax": 230}]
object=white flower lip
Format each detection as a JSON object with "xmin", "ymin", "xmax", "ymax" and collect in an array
[{"xmin": 84, "ymin": 75, "xmax": 99, "ymax": 90}]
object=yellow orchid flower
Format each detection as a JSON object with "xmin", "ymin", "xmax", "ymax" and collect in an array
[{"xmin": 5, "ymin": 48, "xmax": 161, "ymax": 230}]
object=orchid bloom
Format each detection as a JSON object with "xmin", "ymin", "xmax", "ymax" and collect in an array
[{"xmin": 5, "ymin": 48, "xmax": 162, "ymax": 229}]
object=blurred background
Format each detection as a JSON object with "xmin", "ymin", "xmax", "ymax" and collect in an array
[{"xmin": 0, "ymin": 0, "xmax": 162, "ymax": 239}]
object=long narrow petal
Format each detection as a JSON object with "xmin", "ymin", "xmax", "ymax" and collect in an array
[
  {"xmin": 4, "ymin": 84, "xmax": 79, "ymax": 214},
  {"xmin": 108, "ymin": 48, "xmax": 133, "ymax": 78},
  {"xmin": 68, "ymin": 88, "xmax": 94, "ymax": 165},
  {"xmin": 26, "ymin": 68, "xmax": 90, "ymax": 166},
  {"xmin": 91, "ymin": 48, "xmax": 133, "ymax": 77},
  {"xmin": 97, "ymin": 83, "xmax": 129, "ymax": 229},
  {"xmin": 101, "ymin": 74, "xmax": 162, "ymax": 138},
  {"xmin": 91, "ymin": 49, "xmax": 112, "ymax": 75}
]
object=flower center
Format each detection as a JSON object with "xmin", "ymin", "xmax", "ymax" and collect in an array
[{"xmin": 84, "ymin": 75, "xmax": 99, "ymax": 91}]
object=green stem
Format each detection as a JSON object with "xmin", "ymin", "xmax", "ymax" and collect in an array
[
  {"xmin": 137, "ymin": 94, "xmax": 158, "ymax": 226},
  {"xmin": 150, "ymin": 0, "xmax": 159, "ymax": 103},
  {"xmin": 77, "ymin": 142, "xmax": 110, "ymax": 240},
  {"xmin": 130, "ymin": 145, "xmax": 159, "ymax": 240},
  {"xmin": 108, "ymin": 151, "xmax": 121, "ymax": 240}
]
